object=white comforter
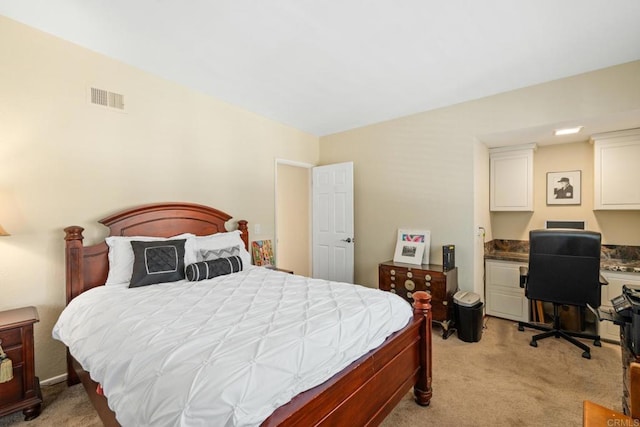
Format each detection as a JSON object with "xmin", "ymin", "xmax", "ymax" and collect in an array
[{"xmin": 52, "ymin": 267, "xmax": 412, "ymax": 427}]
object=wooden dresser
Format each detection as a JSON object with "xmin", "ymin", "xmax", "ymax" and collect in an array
[
  {"xmin": 379, "ymin": 261, "xmax": 458, "ymax": 338},
  {"xmin": 0, "ymin": 306, "xmax": 42, "ymax": 420}
]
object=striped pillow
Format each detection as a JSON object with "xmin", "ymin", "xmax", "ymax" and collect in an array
[
  {"xmin": 198, "ymin": 245, "xmax": 241, "ymax": 262},
  {"xmin": 185, "ymin": 256, "xmax": 243, "ymax": 282}
]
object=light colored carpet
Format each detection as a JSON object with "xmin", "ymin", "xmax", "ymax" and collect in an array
[
  {"xmin": 382, "ymin": 316, "xmax": 621, "ymax": 427},
  {"xmin": 0, "ymin": 317, "xmax": 622, "ymax": 426}
]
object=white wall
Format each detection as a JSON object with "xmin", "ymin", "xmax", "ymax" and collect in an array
[{"xmin": 474, "ymin": 139, "xmax": 491, "ymax": 299}]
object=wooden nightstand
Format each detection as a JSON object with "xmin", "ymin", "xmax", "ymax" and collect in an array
[
  {"xmin": 265, "ymin": 266, "xmax": 294, "ymax": 274},
  {"xmin": 0, "ymin": 306, "xmax": 42, "ymax": 420}
]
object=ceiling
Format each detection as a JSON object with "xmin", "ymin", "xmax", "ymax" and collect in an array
[{"xmin": 1, "ymin": 1, "xmax": 640, "ymax": 140}]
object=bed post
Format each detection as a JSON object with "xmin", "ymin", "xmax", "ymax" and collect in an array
[
  {"xmin": 64, "ymin": 225, "xmax": 85, "ymax": 386},
  {"xmin": 412, "ymin": 290, "xmax": 433, "ymax": 406},
  {"xmin": 64, "ymin": 226, "xmax": 85, "ymax": 304},
  {"xmin": 237, "ymin": 219, "xmax": 249, "ymax": 250}
]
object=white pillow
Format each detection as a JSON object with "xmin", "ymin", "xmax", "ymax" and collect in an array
[
  {"xmin": 194, "ymin": 230, "xmax": 251, "ymax": 269},
  {"xmin": 105, "ymin": 233, "xmax": 197, "ymax": 285}
]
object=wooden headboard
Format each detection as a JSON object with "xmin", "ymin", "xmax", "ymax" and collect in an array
[{"xmin": 64, "ymin": 202, "xmax": 249, "ymax": 305}]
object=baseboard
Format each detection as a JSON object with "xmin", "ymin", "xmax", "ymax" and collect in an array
[{"xmin": 40, "ymin": 373, "xmax": 67, "ymax": 386}]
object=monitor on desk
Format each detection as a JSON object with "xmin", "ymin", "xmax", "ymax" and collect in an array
[{"xmin": 545, "ymin": 220, "xmax": 586, "ymax": 230}]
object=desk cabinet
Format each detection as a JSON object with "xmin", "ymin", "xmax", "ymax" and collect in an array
[
  {"xmin": 0, "ymin": 306, "xmax": 42, "ymax": 420},
  {"xmin": 489, "ymin": 144, "xmax": 536, "ymax": 211},
  {"xmin": 379, "ymin": 261, "xmax": 458, "ymax": 337},
  {"xmin": 485, "ymin": 260, "xmax": 529, "ymax": 322}
]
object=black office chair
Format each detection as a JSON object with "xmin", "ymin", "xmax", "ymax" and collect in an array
[{"xmin": 517, "ymin": 229, "xmax": 607, "ymax": 359}]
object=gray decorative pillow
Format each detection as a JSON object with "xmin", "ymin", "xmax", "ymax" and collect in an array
[
  {"xmin": 185, "ymin": 256, "xmax": 243, "ymax": 282},
  {"xmin": 129, "ymin": 239, "xmax": 186, "ymax": 288},
  {"xmin": 198, "ymin": 245, "xmax": 241, "ymax": 262}
]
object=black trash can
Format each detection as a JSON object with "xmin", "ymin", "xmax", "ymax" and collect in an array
[{"xmin": 454, "ymin": 291, "xmax": 483, "ymax": 342}]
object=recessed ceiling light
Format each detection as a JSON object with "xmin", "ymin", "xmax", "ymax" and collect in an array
[{"xmin": 554, "ymin": 126, "xmax": 583, "ymax": 136}]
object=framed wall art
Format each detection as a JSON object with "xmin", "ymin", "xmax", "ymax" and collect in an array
[{"xmin": 547, "ymin": 170, "xmax": 581, "ymax": 205}]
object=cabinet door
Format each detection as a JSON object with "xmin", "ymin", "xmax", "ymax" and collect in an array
[
  {"xmin": 600, "ymin": 271, "xmax": 640, "ymax": 343},
  {"xmin": 593, "ymin": 129, "xmax": 640, "ymax": 210},
  {"xmin": 485, "ymin": 260, "xmax": 529, "ymax": 322},
  {"xmin": 489, "ymin": 147, "xmax": 534, "ymax": 211}
]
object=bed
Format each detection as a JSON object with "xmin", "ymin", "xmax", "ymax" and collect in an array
[{"xmin": 57, "ymin": 202, "xmax": 433, "ymax": 426}]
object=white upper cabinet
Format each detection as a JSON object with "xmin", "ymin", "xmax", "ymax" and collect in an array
[
  {"xmin": 489, "ymin": 144, "xmax": 536, "ymax": 211},
  {"xmin": 593, "ymin": 128, "xmax": 640, "ymax": 210}
]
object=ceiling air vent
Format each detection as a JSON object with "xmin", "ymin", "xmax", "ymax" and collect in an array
[{"xmin": 90, "ymin": 87, "xmax": 125, "ymax": 110}]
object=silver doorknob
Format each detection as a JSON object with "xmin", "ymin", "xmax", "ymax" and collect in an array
[{"xmin": 341, "ymin": 237, "xmax": 355, "ymax": 243}]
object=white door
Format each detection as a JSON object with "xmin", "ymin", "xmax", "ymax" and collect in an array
[{"xmin": 312, "ymin": 162, "xmax": 354, "ymax": 283}]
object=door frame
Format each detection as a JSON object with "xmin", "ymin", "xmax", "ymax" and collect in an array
[{"xmin": 274, "ymin": 158, "xmax": 315, "ymax": 272}]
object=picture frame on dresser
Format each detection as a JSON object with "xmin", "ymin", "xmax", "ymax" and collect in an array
[
  {"xmin": 395, "ymin": 229, "xmax": 431, "ymax": 264},
  {"xmin": 547, "ymin": 170, "xmax": 581, "ymax": 205},
  {"xmin": 393, "ymin": 240, "xmax": 425, "ymax": 265}
]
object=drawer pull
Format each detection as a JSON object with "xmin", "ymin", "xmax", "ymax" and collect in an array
[
  {"xmin": 404, "ymin": 280, "xmax": 416, "ymax": 291},
  {"xmin": 390, "ymin": 269, "xmax": 395, "ymax": 275},
  {"xmin": 390, "ymin": 283, "xmax": 396, "ymax": 288},
  {"xmin": 443, "ymin": 301, "xmax": 448, "ymax": 306},
  {"xmin": 425, "ymin": 282, "xmax": 431, "ymax": 287},
  {"xmin": 425, "ymin": 274, "xmax": 432, "ymax": 281},
  {"xmin": 407, "ymin": 272, "xmax": 413, "ymax": 279},
  {"xmin": 390, "ymin": 289, "xmax": 396, "ymax": 294},
  {"xmin": 406, "ymin": 291, "xmax": 413, "ymax": 299}
]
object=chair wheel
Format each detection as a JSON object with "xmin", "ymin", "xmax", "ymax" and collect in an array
[
  {"xmin": 594, "ymin": 340, "xmax": 602, "ymax": 347},
  {"xmin": 530, "ymin": 340, "xmax": 537, "ymax": 347},
  {"xmin": 518, "ymin": 325, "xmax": 524, "ymax": 331},
  {"xmin": 582, "ymin": 351, "xmax": 591, "ymax": 359}
]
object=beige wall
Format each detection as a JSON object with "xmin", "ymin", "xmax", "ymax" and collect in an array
[
  {"xmin": 0, "ymin": 17, "xmax": 319, "ymax": 382},
  {"xmin": 320, "ymin": 61, "xmax": 640, "ymax": 294},
  {"xmin": 276, "ymin": 163, "xmax": 311, "ymax": 275},
  {"xmin": 491, "ymin": 141, "xmax": 640, "ymax": 245}
]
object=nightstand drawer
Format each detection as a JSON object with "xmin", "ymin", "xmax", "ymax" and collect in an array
[
  {"xmin": 0, "ymin": 328, "xmax": 22, "ymax": 348},
  {"xmin": 4, "ymin": 345, "xmax": 23, "ymax": 365},
  {"xmin": 0, "ymin": 365, "xmax": 24, "ymax": 405}
]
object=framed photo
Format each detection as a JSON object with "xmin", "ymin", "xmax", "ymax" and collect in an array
[
  {"xmin": 395, "ymin": 229, "xmax": 431, "ymax": 264},
  {"xmin": 251, "ymin": 240, "xmax": 275, "ymax": 266},
  {"xmin": 547, "ymin": 170, "xmax": 581, "ymax": 205},
  {"xmin": 393, "ymin": 241, "xmax": 425, "ymax": 265}
]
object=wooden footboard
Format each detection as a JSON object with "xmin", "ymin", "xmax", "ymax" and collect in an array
[{"xmin": 264, "ymin": 291, "xmax": 433, "ymax": 426}]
